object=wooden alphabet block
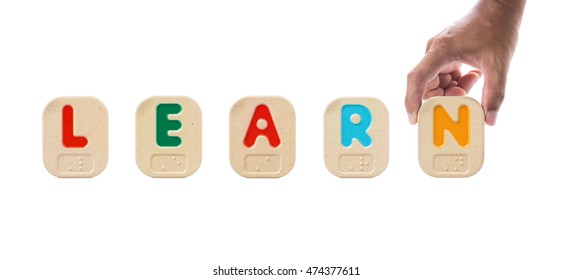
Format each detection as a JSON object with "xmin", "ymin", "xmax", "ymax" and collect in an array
[
  {"xmin": 324, "ymin": 97, "xmax": 389, "ymax": 178},
  {"xmin": 229, "ymin": 96, "xmax": 295, "ymax": 178},
  {"xmin": 418, "ymin": 96, "xmax": 484, "ymax": 177},
  {"xmin": 136, "ymin": 96, "xmax": 202, "ymax": 178},
  {"xmin": 43, "ymin": 97, "xmax": 108, "ymax": 178}
]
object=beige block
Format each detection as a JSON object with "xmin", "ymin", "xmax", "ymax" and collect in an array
[
  {"xmin": 230, "ymin": 96, "xmax": 295, "ymax": 178},
  {"xmin": 324, "ymin": 97, "xmax": 389, "ymax": 178},
  {"xmin": 43, "ymin": 97, "xmax": 108, "ymax": 178},
  {"xmin": 136, "ymin": 96, "xmax": 202, "ymax": 178},
  {"xmin": 418, "ymin": 96, "xmax": 484, "ymax": 177}
]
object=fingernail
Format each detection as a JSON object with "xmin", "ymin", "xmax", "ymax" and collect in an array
[
  {"xmin": 471, "ymin": 70, "xmax": 483, "ymax": 77},
  {"xmin": 408, "ymin": 113, "xmax": 417, "ymax": 125},
  {"xmin": 486, "ymin": 111, "xmax": 498, "ymax": 125}
]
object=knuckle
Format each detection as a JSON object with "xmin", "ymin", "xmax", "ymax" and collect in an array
[
  {"xmin": 407, "ymin": 69, "xmax": 423, "ymax": 82},
  {"xmin": 431, "ymin": 35, "xmax": 454, "ymax": 49},
  {"xmin": 426, "ymin": 36, "xmax": 436, "ymax": 51}
]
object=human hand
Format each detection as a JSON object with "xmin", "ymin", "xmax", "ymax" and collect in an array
[{"xmin": 405, "ymin": 0, "xmax": 526, "ymax": 125}]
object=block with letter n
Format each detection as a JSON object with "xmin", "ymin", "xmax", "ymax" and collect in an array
[{"xmin": 418, "ymin": 96, "xmax": 484, "ymax": 177}]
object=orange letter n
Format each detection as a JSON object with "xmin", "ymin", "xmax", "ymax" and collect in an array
[{"xmin": 433, "ymin": 105, "xmax": 469, "ymax": 148}]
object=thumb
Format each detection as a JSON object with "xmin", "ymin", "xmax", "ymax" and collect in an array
[{"xmin": 481, "ymin": 66, "xmax": 508, "ymax": 126}]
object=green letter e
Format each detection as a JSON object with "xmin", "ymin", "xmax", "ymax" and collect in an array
[{"xmin": 156, "ymin": 103, "xmax": 182, "ymax": 147}]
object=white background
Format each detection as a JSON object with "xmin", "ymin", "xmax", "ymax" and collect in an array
[{"xmin": 1, "ymin": 0, "xmax": 572, "ymax": 279}]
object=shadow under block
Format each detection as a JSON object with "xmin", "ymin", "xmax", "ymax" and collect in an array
[
  {"xmin": 230, "ymin": 96, "xmax": 295, "ymax": 178},
  {"xmin": 43, "ymin": 97, "xmax": 108, "ymax": 178},
  {"xmin": 418, "ymin": 96, "xmax": 484, "ymax": 178},
  {"xmin": 136, "ymin": 96, "xmax": 202, "ymax": 178},
  {"xmin": 324, "ymin": 97, "xmax": 389, "ymax": 178}
]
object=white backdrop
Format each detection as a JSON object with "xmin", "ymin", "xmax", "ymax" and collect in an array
[{"xmin": 1, "ymin": 0, "xmax": 572, "ymax": 279}]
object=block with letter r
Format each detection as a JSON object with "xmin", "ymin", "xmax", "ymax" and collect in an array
[{"xmin": 324, "ymin": 97, "xmax": 389, "ymax": 178}]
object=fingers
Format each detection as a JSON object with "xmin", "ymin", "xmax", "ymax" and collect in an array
[
  {"xmin": 438, "ymin": 73, "xmax": 452, "ymax": 88},
  {"xmin": 427, "ymin": 76, "xmax": 440, "ymax": 91},
  {"xmin": 423, "ymin": 87, "xmax": 445, "ymax": 100},
  {"xmin": 457, "ymin": 70, "xmax": 482, "ymax": 92},
  {"xmin": 424, "ymin": 70, "xmax": 481, "ymax": 99},
  {"xmin": 406, "ymin": 49, "xmax": 450, "ymax": 124},
  {"xmin": 481, "ymin": 67, "xmax": 507, "ymax": 126},
  {"xmin": 449, "ymin": 69, "xmax": 462, "ymax": 81},
  {"xmin": 444, "ymin": 85, "xmax": 466, "ymax": 96},
  {"xmin": 442, "ymin": 70, "xmax": 482, "ymax": 97}
]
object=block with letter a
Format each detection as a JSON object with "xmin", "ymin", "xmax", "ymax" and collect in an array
[
  {"xmin": 43, "ymin": 97, "xmax": 108, "ymax": 178},
  {"xmin": 324, "ymin": 97, "xmax": 389, "ymax": 178},
  {"xmin": 136, "ymin": 96, "xmax": 202, "ymax": 178},
  {"xmin": 418, "ymin": 96, "xmax": 484, "ymax": 177},
  {"xmin": 229, "ymin": 96, "xmax": 295, "ymax": 178}
]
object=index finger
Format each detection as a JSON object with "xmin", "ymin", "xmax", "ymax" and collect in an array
[{"xmin": 405, "ymin": 49, "xmax": 450, "ymax": 124}]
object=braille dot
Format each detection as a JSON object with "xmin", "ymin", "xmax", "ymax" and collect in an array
[
  {"xmin": 161, "ymin": 166, "xmax": 166, "ymax": 171},
  {"xmin": 265, "ymin": 156, "xmax": 270, "ymax": 161},
  {"xmin": 454, "ymin": 167, "xmax": 459, "ymax": 171},
  {"xmin": 176, "ymin": 161, "xmax": 181, "ymax": 166},
  {"xmin": 171, "ymin": 156, "xmax": 176, "ymax": 160}
]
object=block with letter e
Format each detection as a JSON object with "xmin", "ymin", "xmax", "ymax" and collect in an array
[
  {"xmin": 136, "ymin": 96, "xmax": 202, "ymax": 178},
  {"xmin": 418, "ymin": 96, "xmax": 484, "ymax": 177}
]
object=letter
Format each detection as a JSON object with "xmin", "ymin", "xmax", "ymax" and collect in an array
[
  {"xmin": 243, "ymin": 104, "xmax": 281, "ymax": 148},
  {"xmin": 62, "ymin": 105, "xmax": 88, "ymax": 148},
  {"xmin": 156, "ymin": 103, "xmax": 182, "ymax": 147},
  {"xmin": 341, "ymin": 104, "xmax": 372, "ymax": 147},
  {"xmin": 433, "ymin": 105, "xmax": 469, "ymax": 148}
]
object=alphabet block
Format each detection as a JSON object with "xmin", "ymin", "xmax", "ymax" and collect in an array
[
  {"xmin": 324, "ymin": 97, "xmax": 389, "ymax": 178},
  {"xmin": 43, "ymin": 97, "xmax": 108, "ymax": 178},
  {"xmin": 418, "ymin": 96, "xmax": 484, "ymax": 177},
  {"xmin": 230, "ymin": 96, "xmax": 295, "ymax": 178},
  {"xmin": 136, "ymin": 96, "xmax": 202, "ymax": 178}
]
